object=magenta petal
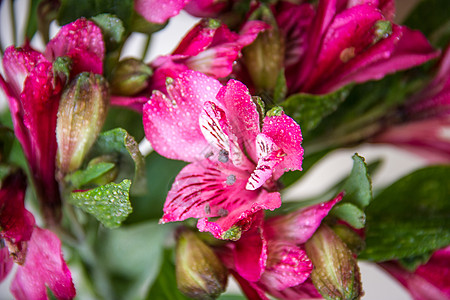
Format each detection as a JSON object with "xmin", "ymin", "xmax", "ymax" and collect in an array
[
  {"xmin": 0, "ymin": 247, "xmax": 13, "ymax": 282},
  {"xmin": 45, "ymin": 19, "xmax": 104, "ymax": 74},
  {"xmin": 381, "ymin": 246, "xmax": 450, "ymax": 300},
  {"xmin": 184, "ymin": 0, "xmax": 227, "ymax": 18},
  {"xmin": 135, "ymin": 0, "xmax": 189, "ymax": 24},
  {"xmin": 198, "ymin": 191, "xmax": 281, "ymax": 239},
  {"xmin": 143, "ymin": 70, "xmax": 222, "ymax": 162},
  {"xmin": 231, "ymin": 270, "xmax": 270, "ymax": 300},
  {"xmin": 259, "ymin": 241, "xmax": 313, "ymax": 290},
  {"xmin": 110, "ymin": 95, "xmax": 148, "ymax": 113},
  {"xmin": 173, "ymin": 19, "xmax": 218, "ymax": 56},
  {"xmin": 0, "ymin": 172, "xmax": 35, "ymax": 259},
  {"xmin": 264, "ymin": 278, "xmax": 322, "ymax": 300},
  {"xmin": 234, "ymin": 216, "xmax": 268, "ymax": 282},
  {"xmin": 262, "ymin": 113, "xmax": 303, "ymax": 179},
  {"xmin": 10, "ymin": 227, "xmax": 76, "ymax": 300},
  {"xmin": 216, "ymin": 80, "xmax": 261, "ymax": 162},
  {"xmin": 264, "ymin": 193, "xmax": 343, "ymax": 244}
]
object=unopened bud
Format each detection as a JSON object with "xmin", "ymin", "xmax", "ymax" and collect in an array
[
  {"xmin": 242, "ymin": 5, "xmax": 284, "ymax": 93},
  {"xmin": 332, "ymin": 224, "xmax": 365, "ymax": 255},
  {"xmin": 176, "ymin": 228, "xmax": 228, "ymax": 299},
  {"xmin": 305, "ymin": 224, "xmax": 363, "ymax": 300},
  {"xmin": 56, "ymin": 73, "xmax": 109, "ymax": 174},
  {"xmin": 110, "ymin": 58, "xmax": 152, "ymax": 96}
]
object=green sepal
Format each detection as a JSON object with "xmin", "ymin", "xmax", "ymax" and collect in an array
[
  {"xmin": 88, "ymin": 128, "xmax": 146, "ymax": 194},
  {"xmin": 69, "ymin": 179, "xmax": 132, "ymax": 228},
  {"xmin": 65, "ymin": 161, "xmax": 115, "ymax": 189},
  {"xmin": 331, "ymin": 203, "xmax": 366, "ymax": 229},
  {"xmin": 91, "ymin": 13, "xmax": 125, "ymax": 51}
]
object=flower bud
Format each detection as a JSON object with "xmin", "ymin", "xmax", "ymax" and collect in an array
[
  {"xmin": 56, "ymin": 72, "xmax": 109, "ymax": 175},
  {"xmin": 242, "ymin": 5, "xmax": 285, "ymax": 93},
  {"xmin": 305, "ymin": 224, "xmax": 363, "ymax": 300},
  {"xmin": 110, "ymin": 58, "xmax": 152, "ymax": 96},
  {"xmin": 332, "ymin": 224, "xmax": 365, "ymax": 255},
  {"xmin": 176, "ymin": 228, "xmax": 228, "ymax": 299}
]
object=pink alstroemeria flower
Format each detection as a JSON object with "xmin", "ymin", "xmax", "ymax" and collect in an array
[
  {"xmin": 219, "ymin": 195, "xmax": 342, "ymax": 300},
  {"xmin": 143, "ymin": 70, "xmax": 303, "ymax": 239},
  {"xmin": 111, "ymin": 18, "xmax": 267, "ymax": 112},
  {"xmin": 0, "ymin": 19, "xmax": 105, "ymax": 224},
  {"xmin": 184, "ymin": 0, "xmax": 229, "ymax": 18},
  {"xmin": 0, "ymin": 172, "xmax": 76, "ymax": 300},
  {"xmin": 274, "ymin": 0, "xmax": 439, "ymax": 94},
  {"xmin": 380, "ymin": 246, "xmax": 450, "ymax": 300},
  {"xmin": 372, "ymin": 45, "xmax": 450, "ymax": 162},
  {"xmin": 134, "ymin": 0, "xmax": 190, "ymax": 24}
]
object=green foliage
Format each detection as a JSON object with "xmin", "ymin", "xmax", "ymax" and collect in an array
[
  {"xmin": 91, "ymin": 14, "xmax": 125, "ymax": 51},
  {"xmin": 57, "ymin": 0, "xmax": 134, "ymax": 28},
  {"xmin": 273, "ymin": 69, "xmax": 287, "ymax": 103},
  {"xmin": 70, "ymin": 179, "xmax": 132, "ymax": 228},
  {"xmin": 88, "ymin": 128, "xmax": 145, "ymax": 194},
  {"xmin": 24, "ymin": 0, "xmax": 42, "ymax": 39},
  {"xmin": 146, "ymin": 249, "xmax": 191, "ymax": 300},
  {"xmin": 330, "ymin": 154, "xmax": 372, "ymax": 229},
  {"xmin": 66, "ymin": 162, "xmax": 115, "ymax": 188},
  {"xmin": 282, "ymin": 85, "xmax": 351, "ymax": 134},
  {"xmin": 360, "ymin": 166, "xmax": 450, "ymax": 261}
]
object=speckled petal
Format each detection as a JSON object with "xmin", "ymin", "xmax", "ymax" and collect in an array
[
  {"xmin": 0, "ymin": 172, "xmax": 35, "ymax": 265},
  {"xmin": 10, "ymin": 227, "xmax": 76, "ymax": 300},
  {"xmin": 216, "ymin": 80, "xmax": 261, "ymax": 162},
  {"xmin": 143, "ymin": 70, "xmax": 222, "ymax": 162},
  {"xmin": 134, "ymin": 0, "xmax": 189, "ymax": 24},
  {"xmin": 264, "ymin": 193, "xmax": 342, "ymax": 244},
  {"xmin": 161, "ymin": 159, "xmax": 258, "ymax": 224},
  {"xmin": 259, "ymin": 241, "xmax": 313, "ymax": 290},
  {"xmin": 45, "ymin": 18, "xmax": 105, "ymax": 75},
  {"xmin": 262, "ymin": 113, "xmax": 303, "ymax": 179},
  {"xmin": 173, "ymin": 19, "xmax": 219, "ymax": 56},
  {"xmin": 247, "ymin": 134, "xmax": 284, "ymax": 190},
  {"xmin": 197, "ymin": 190, "xmax": 281, "ymax": 240}
]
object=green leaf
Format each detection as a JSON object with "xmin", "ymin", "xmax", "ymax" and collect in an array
[
  {"xmin": 91, "ymin": 14, "xmax": 125, "ymax": 51},
  {"xmin": 69, "ymin": 179, "xmax": 132, "ymax": 228},
  {"xmin": 102, "ymin": 107, "xmax": 145, "ymax": 142},
  {"xmin": 96, "ymin": 221, "xmax": 173, "ymax": 299},
  {"xmin": 89, "ymin": 128, "xmax": 145, "ymax": 194},
  {"xmin": 360, "ymin": 166, "xmax": 450, "ymax": 261},
  {"xmin": 130, "ymin": 11, "xmax": 167, "ymax": 35},
  {"xmin": 146, "ymin": 249, "xmax": 191, "ymax": 300},
  {"xmin": 218, "ymin": 295, "xmax": 247, "ymax": 300},
  {"xmin": 340, "ymin": 154, "xmax": 372, "ymax": 209},
  {"xmin": 398, "ymin": 252, "xmax": 433, "ymax": 272},
  {"xmin": 330, "ymin": 203, "xmax": 366, "ymax": 229},
  {"xmin": 65, "ymin": 162, "xmax": 115, "ymax": 188},
  {"xmin": 273, "ymin": 69, "xmax": 287, "ymax": 103},
  {"xmin": 57, "ymin": 0, "xmax": 134, "ymax": 28},
  {"xmin": 25, "ymin": 0, "xmax": 42, "ymax": 39},
  {"xmin": 281, "ymin": 85, "xmax": 351, "ymax": 134}
]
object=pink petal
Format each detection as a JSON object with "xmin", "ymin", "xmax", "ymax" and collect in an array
[
  {"xmin": 262, "ymin": 113, "xmax": 303, "ymax": 179},
  {"xmin": 143, "ymin": 70, "xmax": 222, "ymax": 162},
  {"xmin": 0, "ymin": 247, "xmax": 13, "ymax": 282},
  {"xmin": 0, "ymin": 172, "xmax": 35, "ymax": 264},
  {"xmin": 10, "ymin": 227, "xmax": 76, "ymax": 300},
  {"xmin": 259, "ymin": 241, "xmax": 313, "ymax": 290},
  {"xmin": 173, "ymin": 19, "xmax": 219, "ymax": 56},
  {"xmin": 264, "ymin": 278, "xmax": 322, "ymax": 300},
  {"xmin": 233, "ymin": 215, "xmax": 268, "ymax": 282},
  {"xmin": 184, "ymin": 0, "xmax": 227, "ymax": 18},
  {"xmin": 149, "ymin": 55, "xmax": 190, "ymax": 93},
  {"xmin": 134, "ymin": 0, "xmax": 189, "ymax": 24},
  {"xmin": 216, "ymin": 79, "xmax": 261, "ymax": 162},
  {"xmin": 45, "ymin": 18, "xmax": 105, "ymax": 75},
  {"xmin": 197, "ymin": 190, "xmax": 281, "ymax": 239},
  {"xmin": 247, "ymin": 134, "xmax": 284, "ymax": 190},
  {"xmin": 110, "ymin": 95, "xmax": 149, "ymax": 113},
  {"xmin": 380, "ymin": 246, "xmax": 450, "ymax": 300},
  {"xmin": 231, "ymin": 270, "xmax": 271, "ymax": 300},
  {"xmin": 323, "ymin": 26, "xmax": 439, "ymax": 93},
  {"xmin": 264, "ymin": 193, "xmax": 343, "ymax": 244},
  {"xmin": 2, "ymin": 45, "xmax": 48, "ymax": 98}
]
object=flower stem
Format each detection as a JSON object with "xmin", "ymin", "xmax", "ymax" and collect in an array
[
  {"xmin": 141, "ymin": 34, "xmax": 151, "ymax": 61},
  {"xmin": 9, "ymin": 0, "xmax": 17, "ymax": 46}
]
